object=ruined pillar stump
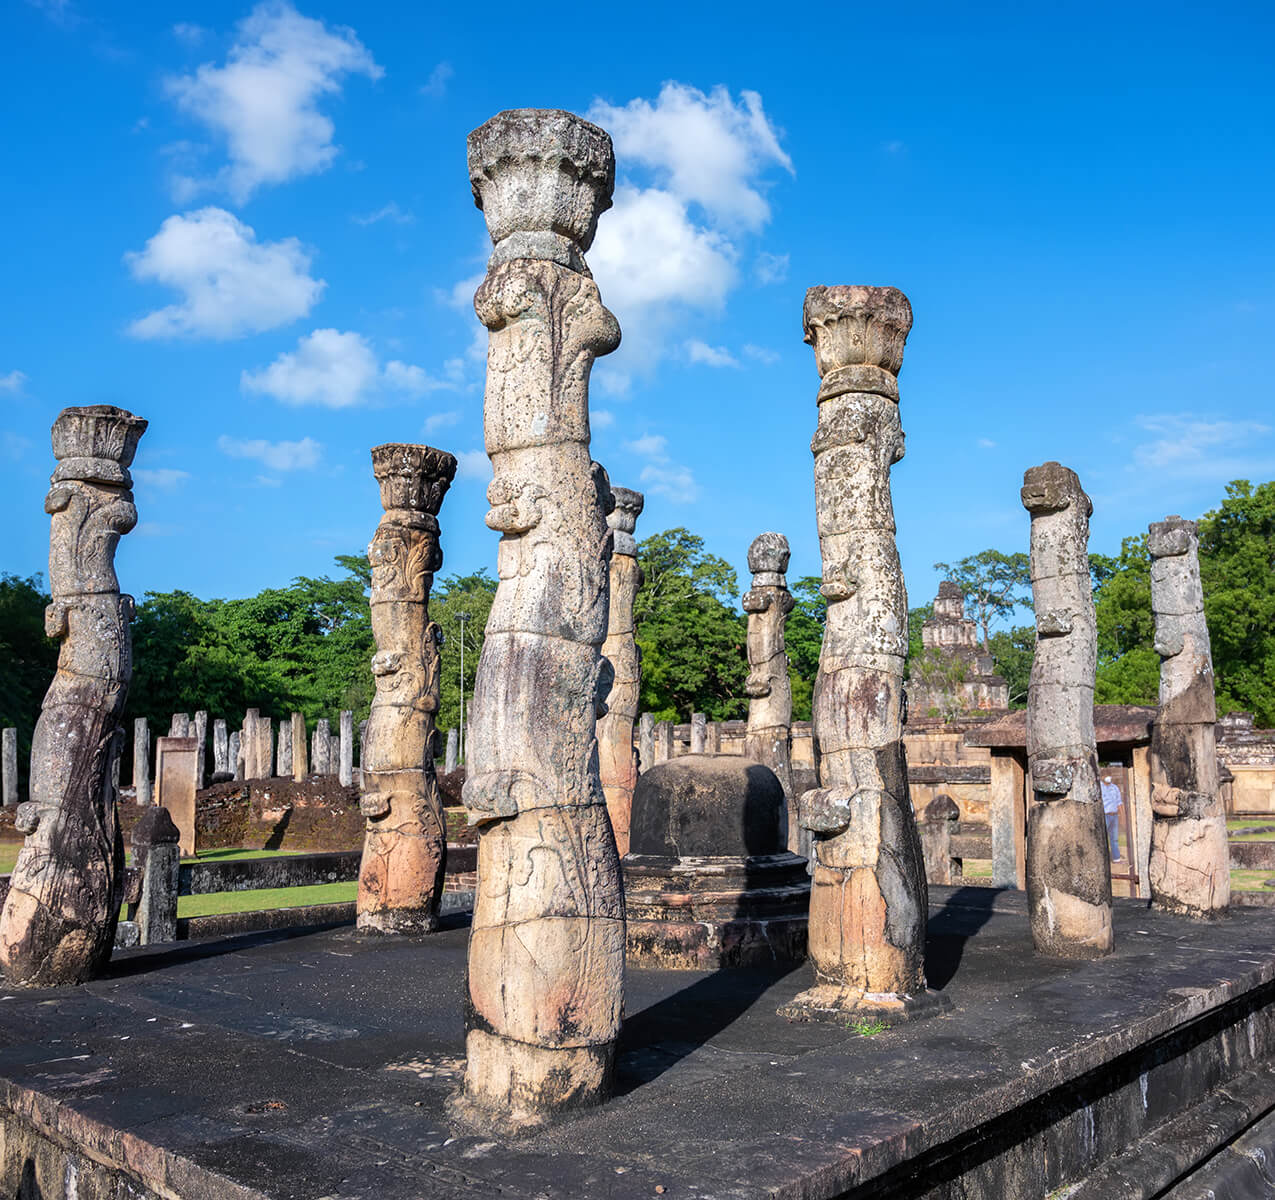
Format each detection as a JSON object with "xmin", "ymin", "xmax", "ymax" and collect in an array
[
  {"xmin": 781, "ymin": 287, "xmax": 940, "ymax": 1025},
  {"xmin": 455, "ymin": 108, "xmax": 624, "ymax": 1130},
  {"xmin": 357, "ymin": 443, "xmax": 456, "ymax": 935},
  {"xmin": 1021, "ymin": 463, "xmax": 1113, "ymax": 958},
  {"xmin": 0, "ymin": 405, "xmax": 146, "ymax": 986},
  {"xmin": 1147, "ymin": 516, "xmax": 1229, "ymax": 917},
  {"xmin": 598, "ymin": 486, "xmax": 644, "ymax": 857}
]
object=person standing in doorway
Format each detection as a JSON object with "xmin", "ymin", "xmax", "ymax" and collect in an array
[{"xmin": 1102, "ymin": 774, "xmax": 1123, "ymax": 862}]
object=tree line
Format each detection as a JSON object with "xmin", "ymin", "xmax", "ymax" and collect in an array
[{"xmin": 1, "ymin": 479, "xmax": 1271, "ymax": 791}]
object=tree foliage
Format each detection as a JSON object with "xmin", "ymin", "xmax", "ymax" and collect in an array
[
  {"xmin": 988, "ymin": 625, "xmax": 1034, "ymax": 709},
  {"xmin": 432, "ymin": 571, "xmax": 497, "ymax": 742},
  {"xmin": 932, "ymin": 549, "xmax": 1031, "ymax": 648},
  {"xmin": 0, "ymin": 573, "xmax": 57, "ymax": 794}
]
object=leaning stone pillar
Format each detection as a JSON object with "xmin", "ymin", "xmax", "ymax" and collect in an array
[
  {"xmin": 1021, "ymin": 463, "xmax": 1113, "ymax": 958},
  {"xmin": 456, "ymin": 108, "xmax": 624, "ymax": 1130},
  {"xmin": 0, "ymin": 405, "xmax": 146, "ymax": 986},
  {"xmin": 1147, "ymin": 516, "xmax": 1229, "ymax": 916},
  {"xmin": 597, "ymin": 486, "xmax": 644, "ymax": 857},
  {"xmin": 743, "ymin": 532, "xmax": 797, "ymax": 851},
  {"xmin": 357, "ymin": 443, "xmax": 456, "ymax": 935},
  {"xmin": 781, "ymin": 287, "xmax": 935, "ymax": 1023}
]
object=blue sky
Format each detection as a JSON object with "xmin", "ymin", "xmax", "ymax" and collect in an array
[{"xmin": 4, "ymin": 0, "xmax": 1273, "ymax": 628}]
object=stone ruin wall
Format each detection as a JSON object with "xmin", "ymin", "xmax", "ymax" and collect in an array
[{"xmin": 1217, "ymin": 713, "xmax": 1275, "ymax": 815}]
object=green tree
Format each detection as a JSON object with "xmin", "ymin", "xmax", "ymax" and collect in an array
[
  {"xmin": 987, "ymin": 625, "xmax": 1034, "ymax": 709},
  {"xmin": 1091, "ymin": 534, "xmax": 1159, "ymax": 705},
  {"xmin": 634, "ymin": 528, "xmax": 747, "ymax": 721},
  {"xmin": 932, "ymin": 550, "xmax": 1031, "ymax": 648},
  {"xmin": 785, "ymin": 576, "xmax": 825, "ymax": 722},
  {"xmin": 433, "ymin": 570, "xmax": 498, "ymax": 743},
  {"xmin": 0, "ymin": 573, "xmax": 57, "ymax": 795}
]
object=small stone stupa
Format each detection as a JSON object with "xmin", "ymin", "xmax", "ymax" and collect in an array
[
  {"xmin": 909, "ymin": 582, "xmax": 1009, "ymax": 715},
  {"xmin": 623, "ymin": 756, "xmax": 810, "ymax": 969}
]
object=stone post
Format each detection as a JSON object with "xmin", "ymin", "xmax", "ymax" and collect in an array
[
  {"xmin": 230, "ymin": 730, "xmax": 242, "ymax": 781},
  {"xmin": 260, "ymin": 716, "xmax": 274, "ymax": 779},
  {"xmin": 655, "ymin": 721, "xmax": 673, "ymax": 764},
  {"xmin": 358, "ymin": 719, "xmax": 368, "ymax": 783},
  {"xmin": 445, "ymin": 728, "xmax": 458, "ymax": 774},
  {"xmin": 291, "ymin": 713, "xmax": 307, "ymax": 781},
  {"xmin": 781, "ymin": 287, "xmax": 934, "ymax": 1024},
  {"xmin": 339, "ymin": 710, "xmax": 354, "ymax": 787},
  {"xmin": 133, "ymin": 718, "xmax": 151, "ymax": 806},
  {"xmin": 455, "ymin": 108, "xmax": 624, "ymax": 1130},
  {"xmin": 169, "ymin": 712, "xmax": 190, "ymax": 738},
  {"xmin": 918, "ymin": 795, "xmax": 962, "ymax": 886},
  {"xmin": 130, "ymin": 807, "xmax": 180, "ymax": 946},
  {"xmin": 743, "ymin": 532, "xmax": 797, "ymax": 852},
  {"xmin": 707, "ymin": 722, "xmax": 722, "ymax": 754},
  {"xmin": 638, "ymin": 713, "xmax": 654, "ymax": 773},
  {"xmin": 155, "ymin": 736, "xmax": 198, "ymax": 857},
  {"xmin": 277, "ymin": 722, "xmax": 292, "ymax": 777},
  {"xmin": 212, "ymin": 719, "xmax": 229, "ymax": 779},
  {"xmin": 0, "ymin": 405, "xmax": 146, "ymax": 986},
  {"xmin": 690, "ymin": 712, "xmax": 707, "ymax": 754},
  {"xmin": 242, "ymin": 709, "xmax": 258, "ymax": 778},
  {"xmin": 1, "ymin": 729, "xmax": 16, "ymax": 808},
  {"xmin": 597, "ymin": 486, "xmax": 644, "ymax": 857},
  {"xmin": 192, "ymin": 710, "xmax": 207, "ymax": 789},
  {"xmin": 1021, "ymin": 462, "xmax": 1113, "ymax": 958},
  {"xmin": 1147, "ymin": 516, "xmax": 1229, "ymax": 916},
  {"xmin": 357, "ymin": 443, "xmax": 456, "ymax": 935},
  {"xmin": 313, "ymin": 719, "xmax": 331, "ymax": 776}
]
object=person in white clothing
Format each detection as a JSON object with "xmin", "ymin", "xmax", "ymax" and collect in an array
[{"xmin": 1101, "ymin": 775, "xmax": 1123, "ymax": 862}]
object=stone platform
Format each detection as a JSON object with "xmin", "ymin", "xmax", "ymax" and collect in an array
[{"xmin": 0, "ymin": 888, "xmax": 1273, "ymax": 1198}]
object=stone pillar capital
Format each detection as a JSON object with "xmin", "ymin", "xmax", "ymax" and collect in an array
[
  {"xmin": 802, "ymin": 285, "xmax": 912, "ymax": 401},
  {"xmin": 1021, "ymin": 461, "xmax": 1092, "ymax": 518},
  {"xmin": 468, "ymin": 108, "xmax": 615, "ymax": 272},
  {"xmin": 1148, "ymin": 515, "xmax": 1196, "ymax": 559},
  {"xmin": 50, "ymin": 405, "xmax": 148, "ymax": 487},
  {"xmin": 370, "ymin": 443, "xmax": 457, "ymax": 516},
  {"xmin": 607, "ymin": 486, "xmax": 644, "ymax": 556},
  {"xmin": 747, "ymin": 531, "xmax": 790, "ymax": 583}
]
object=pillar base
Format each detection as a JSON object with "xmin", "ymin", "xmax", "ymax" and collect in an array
[
  {"xmin": 778, "ymin": 982, "xmax": 952, "ymax": 1026},
  {"xmin": 355, "ymin": 909, "xmax": 440, "ymax": 936}
]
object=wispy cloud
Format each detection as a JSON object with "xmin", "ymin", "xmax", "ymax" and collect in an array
[
  {"xmin": 217, "ymin": 434, "xmax": 321, "ymax": 471},
  {"xmin": 977, "ymin": 437, "xmax": 996, "ymax": 449},
  {"xmin": 133, "ymin": 467, "xmax": 191, "ymax": 489},
  {"xmin": 423, "ymin": 409, "xmax": 462, "ymax": 436},
  {"xmin": 419, "ymin": 61, "xmax": 452, "ymax": 97},
  {"xmin": 0, "ymin": 370, "xmax": 28, "ymax": 393},
  {"xmin": 742, "ymin": 344, "xmax": 779, "ymax": 365},
  {"xmin": 352, "ymin": 201, "xmax": 414, "ymax": 226},
  {"xmin": 624, "ymin": 432, "xmax": 698, "ymax": 502},
  {"xmin": 1133, "ymin": 413, "xmax": 1274, "ymax": 477},
  {"xmin": 455, "ymin": 449, "xmax": 490, "ymax": 481},
  {"xmin": 685, "ymin": 339, "xmax": 739, "ymax": 368},
  {"xmin": 592, "ymin": 409, "xmax": 615, "ymax": 430},
  {"xmin": 2, "ymin": 432, "xmax": 34, "ymax": 461},
  {"xmin": 755, "ymin": 252, "xmax": 788, "ymax": 285},
  {"xmin": 171, "ymin": 22, "xmax": 206, "ymax": 44}
]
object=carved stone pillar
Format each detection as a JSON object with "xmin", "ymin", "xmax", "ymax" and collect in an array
[
  {"xmin": 1147, "ymin": 516, "xmax": 1229, "ymax": 917},
  {"xmin": 1021, "ymin": 463, "xmax": 1113, "ymax": 958},
  {"xmin": 743, "ymin": 532, "xmax": 796, "ymax": 852},
  {"xmin": 780, "ymin": 287, "xmax": 936, "ymax": 1024},
  {"xmin": 0, "ymin": 405, "xmax": 146, "ymax": 986},
  {"xmin": 357, "ymin": 443, "xmax": 456, "ymax": 935},
  {"xmin": 455, "ymin": 108, "xmax": 623, "ymax": 1130},
  {"xmin": 598, "ymin": 486, "xmax": 644, "ymax": 857}
]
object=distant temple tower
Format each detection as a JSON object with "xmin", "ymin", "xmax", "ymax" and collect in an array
[{"xmin": 909, "ymin": 582, "xmax": 1009, "ymax": 715}]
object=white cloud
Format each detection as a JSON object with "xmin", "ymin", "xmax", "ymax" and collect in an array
[
  {"xmin": 1133, "ymin": 413, "xmax": 1273, "ymax": 476},
  {"xmin": 133, "ymin": 467, "xmax": 191, "ymax": 489},
  {"xmin": 977, "ymin": 437, "xmax": 997, "ymax": 449},
  {"xmin": 0, "ymin": 370, "xmax": 28, "ymax": 393},
  {"xmin": 217, "ymin": 434, "xmax": 321, "ymax": 471},
  {"xmin": 592, "ymin": 409, "xmax": 615, "ymax": 430},
  {"xmin": 455, "ymin": 449, "xmax": 490, "ymax": 481},
  {"xmin": 242, "ymin": 329, "xmax": 455, "ymax": 408},
  {"xmin": 742, "ymin": 344, "xmax": 779, "ymax": 365},
  {"xmin": 165, "ymin": 1, "xmax": 381, "ymax": 201},
  {"xmin": 624, "ymin": 434, "xmax": 668, "ymax": 458},
  {"xmin": 420, "ymin": 61, "xmax": 452, "ymax": 97},
  {"xmin": 423, "ymin": 409, "xmax": 462, "ymax": 435},
  {"xmin": 686, "ymin": 339, "xmax": 739, "ymax": 368},
  {"xmin": 125, "ymin": 208, "xmax": 323, "ymax": 339},
  {"xmin": 352, "ymin": 201, "xmax": 413, "ymax": 226},
  {"xmin": 624, "ymin": 431, "xmax": 698, "ymax": 503},
  {"xmin": 589, "ymin": 83, "xmax": 792, "ymax": 231},
  {"xmin": 172, "ymin": 22, "xmax": 206, "ymax": 44},
  {"xmin": 755, "ymin": 251, "xmax": 788, "ymax": 285},
  {"xmin": 255, "ymin": 474, "xmax": 283, "ymax": 487}
]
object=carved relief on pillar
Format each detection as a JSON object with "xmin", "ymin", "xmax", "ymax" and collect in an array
[
  {"xmin": 1020, "ymin": 463, "xmax": 1113, "ymax": 958},
  {"xmin": 0, "ymin": 405, "xmax": 147, "ymax": 986},
  {"xmin": 454, "ymin": 108, "xmax": 624, "ymax": 1131},
  {"xmin": 357, "ymin": 443, "xmax": 456, "ymax": 935}
]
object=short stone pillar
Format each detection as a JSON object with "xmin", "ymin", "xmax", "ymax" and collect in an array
[
  {"xmin": 169, "ymin": 712, "xmax": 190, "ymax": 738},
  {"xmin": 291, "ymin": 713, "xmax": 307, "ymax": 781},
  {"xmin": 918, "ymin": 795, "xmax": 962, "ymax": 886},
  {"xmin": 654, "ymin": 721, "xmax": 673, "ymax": 764},
  {"xmin": 1148, "ymin": 516, "xmax": 1229, "ymax": 917},
  {"xmin": 231, "ymin": 730, "xmax": 243, "ymax": 780},
  {"xmin": 690, "ymin": 712, "xmax": 707, "ymax": 754},
  {"xmin": 1021, "ymin": 463, "xmax": 1113, "ymax": 959},
  {"xmin": 211, "ymin": 719, "xmax": 229, "ymax": 782},
  {"xmin": 624, "ymin": 756, "xmax": 809, "ymax": 968},
  {"xmin": 782, "ymin": 287, "xmax": 936, "ymax": 1024},
  {"xmin": 192, "ymin": 710, "xmax": 207, "ymax": 790},
  {"xmin": 130, "ymin": 807, "xmax": 180, "ymax": 945},
  {"xmin": 357, "ymin": 443, "xmax": 456, "ymax": 935},
  {"xmin": 742, "ymin": 532, "xmax": 797, "ymax": 853},
  {"xmin": 1, "ymin": 729, "xmax": 16, "ymax": 808},
  {"xmin": 456, "ymin": 108, "xmax": 624, "ymax": 1131},
  {"xmin": 444, "ymin": 728, "xmax": 458, "ymax": 774},
  {"xmin": 316, "ymin": 718, "xmax": 334, "ymax": 775},
  {"xmin": 0, "ymin": 405, "xmax": 147, "ymax": 986},
  {"xmin": 638, "ymin": 713, "xmax": 654, "ymax": 773},
  {"xmin": 277, "ymin": 723, "xmax": 293, "ymax": 777},
  {"xmin": 132, "ymin": 718, "xmax": 151, "ymax": 806},
  {"xmin": 339, "ymin": 710, "xmax": 354, "ymax": 787},
  {"xmin": 598, "ymin": 485, "xmax": 644, "ymax": 857},
  {"xmin": 155, "ymin": 736, "xmax": 198, "ymax": 857},
  {"xmin": 707, "ymin": 722, "xmax": 722, "ymax": 754}
]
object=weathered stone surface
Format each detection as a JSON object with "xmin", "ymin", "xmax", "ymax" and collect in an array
[
  {"xmin": 638, "ymin": 712, "xmax": 654, "ymax": 773},
  {"xmin": 743, "ymin": 532, "xmax": 797, "ymax": 855},
  {"xmin": 155, "ymin": 736, "xmax": 198, "ymax": 857},
  {"xmin": 242, "ymin": 708, "xmax": 259, "ymax": 778},
  {"xmin": 313, "ymin": 718, "xmax": 331, "ymax": 776},
  {"xmin": 132, "ymin": 718, "xmax": 151, "ymax": 804},
  {"xmin": 192, "ymin": 709, "xmax": 207, "ymax": 789},
  {"xmin": 211, "ymin": 718, "xmax": 228, "ymax": 779},
  {"xmin": 690, "ymin": 712, "xmax": 707, "ymax": 754},
  {"xmin": 276, "ymin": 717, "xmax": 293, "ymax": 777},
  {"xmin": 456, "ymin": 108, "xmax": 624, "ymax": 1131},
  {"xmin": 339, "ymin": 709, "xmax": 354, "ymax": 787},
  {"xmin": 230, "ymin": 729, "xmax": 242, "ymax": 780},
  {"xmin": 0, "ymin": 405, "xmax": 146, "ymax": 986},
  {"xmin": 1148, "ymin": 515, "xmax": 1229, "ymax": 917},
  {"xmin": 784, "ymin": 287, "xmax": 932, "ymax": 1022},
  {"xmin": 168, "ymin": 712, "xmax": 189, "ymax": 738},
  {"xmin": 598, "ymin": 486, "xmax": 643, "ymax": 857},
  {"xmin": 130, "ymin": 806, "xmax": 179, "ymax": 945},
  {"xmin": 919, "ymin": 794, "xmax": 962, "ymax": 885},
  {"xmin": 1021, "ymin": 462, "xmax": 1113, "ymax": 958},
  {"xmin": 445, "ymin": 727, "xmax": 458, "ymax": 774},
  {"xmin": 291, "ymin": 712, "xmax": 307, "ymax": 782},
  {"xmin": 655, "ymin": 720, "xmax": 673, "ymax": 764},
  {"xmin": 1, "ymin": 728, "xmax": 15, "ymax": 808},
  {"xmin": 357, "ymin": 443, "xmax": 456, "ymax": 936}
]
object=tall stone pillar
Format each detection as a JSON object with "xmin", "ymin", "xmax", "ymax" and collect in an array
[
  {"xmin": 781, "ymin": 287, "xmax": 934, "ymax": 1024},
  {"xmin": 192, "ymin": 710, "xmax": 207, "ymax": 789},
  {"xmin": 291, "ymin": 713, "xmax": 307, "ymax": 781},
  {"xmin": 743, "ymin": 532, "xmax": 797, "ymax": 852},
  {"xmin": 690, "ymin": 712, "xmax": 707, "ymax": 754},
  {"xmin": 357, "ymin": 443, "xmax": 456, "ymax": 935},
  {"xmin": 445, "ymin": 728, "xmax": 458, "ymax": 774},
  {"xmin": 1021, "ymin": 463, "xmax": 1113, "ymax": 958},
  {"xmin": 277, "ymin": 723, "xmax": 293, "ymax": 777},
  {"xmin": 212, "ymin": 719, "xmax": 229, "ymax": 779},
  {"xmin": 260, "ymin": 717, "xmax": 274, "ymax": 779},
  {"xmin": 2, "ymin": 729, "xmax": 17, "ymax": 808},
  {"xmin": 339, "ymin": 710, "xmax": 354, "ymax": 787},
  {"xmin": 0, "ymin": 405, "xmax": 146, "ymax": 986},
  {"xmin": 230, "ymin": 730, "xmax": 242, "ymax": 780},
  {"xmin": 597, "ymin": 486, "xmax": 644, "ymax": 857},
  {"xmin": 242, "ymin": 709, "xmax": 259, "ymax": 778},
  {"xmin": 313, "ymin": 719, "xmax": 331, "ymax": 775},
  {"xmin": 456, "ymin": 108, "xmax": 624, "ymax": 1131},
  {"xmin": 638, "ymin": 713, "xmax": 654, "ymax": 773},
  {"xmin": 655, "ymin": 721, "xmax": 673, "ymax": 764},
  {"xmin": 132, "ymin": 718, "xmax": 151, "ymax": 806},
  {"xmin": 1147, "ymin": 516, "xmax": 1229, "ymax": 917}
]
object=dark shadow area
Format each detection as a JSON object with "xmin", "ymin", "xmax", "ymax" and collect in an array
[
  {"xmin": 925, "ymin": 886, "xmax": 1006, "ymax": 990},
  {"xmin": 18, "ymin": 1159, "xmax": 42, "ymax": 1199},
  {"xmin": 262, "ymin": 806, "xmax": 292, "ymax": 851},
  {"xmin": 614, "ymin": 960, "xmax": 800, "ymax": 1094}
]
